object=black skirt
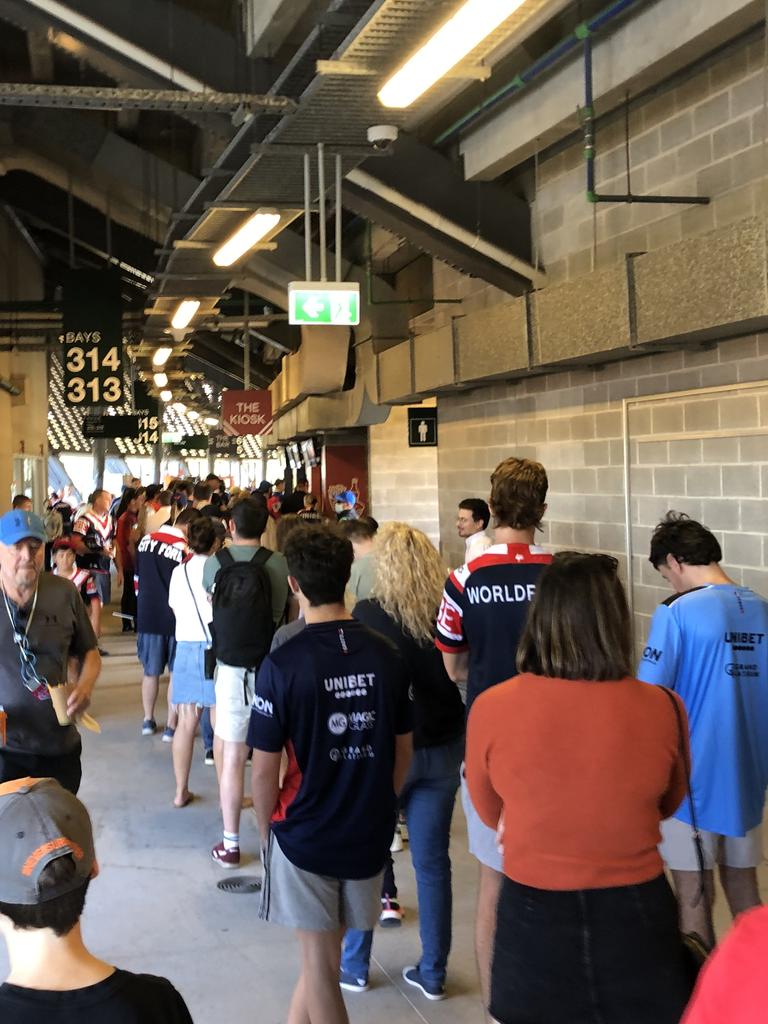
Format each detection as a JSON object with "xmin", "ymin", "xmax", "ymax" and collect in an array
[{"xmin": 490, "ymin": 874, "xmax": 693, "ymax": 1024}]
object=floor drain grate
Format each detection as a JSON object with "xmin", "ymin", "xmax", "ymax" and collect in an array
[{"xmin": 217, "ymin": 876, "xmax": 262, "ymax": 894}]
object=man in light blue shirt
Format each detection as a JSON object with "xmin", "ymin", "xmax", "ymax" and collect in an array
[{"xmin": 638, "ymin": 512, "xmax": 768, "ymax": 946}]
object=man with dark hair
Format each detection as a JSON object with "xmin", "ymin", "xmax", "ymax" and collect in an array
[
  {"xmin": 341, "ymin": 517, "xmax": 378, "ymax": 604},
  {"xmin": 0, "ymin": 510, "xmax": 100, "ymax": 793},
  {"xmin": 250, "ymin": 524, "xmax": 413, "ymax": 1024},
  {"xmin": 435, "ymin": 456, "xmax": 551, "ymax": 1008},
  {"xmin": 135, "ymin": 507, "xmax": 200, "ymax": 740},
  {"xmin": 70, "ymin": 489, "xmax": 119, "ymax": 649},
  {"xmin": 638, "ymin": 511, "xmax": 768, "ymax": 946},
  {"xmin": 0, "ymin": 777, "xmax": 192, "ymax": 1021},
  {"xmin": 457, "ymin": 498, "xmax": 491, "ymax": 563},
  {"xmin": 203, "ymin": 497, "xmax": 289, "ymax": 868},
  {"xmin": 11, "ymin": 496, "xmax": 32, "ymax": 512},
  {"xmin": 279, "ymin": 477, "xmax": 309, "ymax": 516}
]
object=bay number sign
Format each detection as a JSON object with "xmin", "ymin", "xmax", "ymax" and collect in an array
[{"xmin": 62, "ymin": 269, "xmax": 124, "ymax": 408}]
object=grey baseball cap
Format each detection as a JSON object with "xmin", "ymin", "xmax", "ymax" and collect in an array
[{"xmin": 0, "ymin": 777, "xmax": 95, "ymax": 905}]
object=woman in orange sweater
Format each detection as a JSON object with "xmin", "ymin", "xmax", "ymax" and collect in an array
[{"xmin": 466, "ymin": 552, "xmax": 694, "ymax": 1024}]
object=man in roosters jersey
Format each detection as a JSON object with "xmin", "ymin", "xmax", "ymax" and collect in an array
[
  {"xmin": 436, "ymin": 456, "xmax": 551, "ymax": 1010},
  {"xmin": 71, "ymin": 489, "xmax": 120, "ymax": 646}
]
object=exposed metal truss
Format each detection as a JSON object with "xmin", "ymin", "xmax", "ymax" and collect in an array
[{"xmin": 0, "ymin": 84, "xmax": 298, "ymax": 115}]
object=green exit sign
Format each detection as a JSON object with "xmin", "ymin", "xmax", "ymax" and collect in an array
[{"xmin": 288, "ymin": 281, "xmax": 360, "ymax": 326}]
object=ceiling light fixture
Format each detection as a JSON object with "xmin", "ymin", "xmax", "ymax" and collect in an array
[
  {"xmin": 172, "ymin": 402, "xmax": 187, "ymax": 414},
  {"xmin": 152, "ymin": 346, "xmax": 173, "ymax": 366},
  {"xmin": 378, "ymin": 0, "xmax": 529, "ymax": 108},
  {"xmin": 171, "ymin": 299, "xmax": 200, "ymax": 329},
  {"xmin": 153, "ymin": 372, "xmax": 168, "ymax": 388},
  {"xmin": 160, "ymin": 389, "xmax": 173, "ymax": 402},
  {"xmin": 204, "ymin": 416, "xmax": 219, "ymax": 426},
  {"xmin": 212, "ymin": 209, "xmax": 281, "ymax": 267},
  {"xmin": 187, "ymin": 410, "xmax": 200, "ymax": 420}
]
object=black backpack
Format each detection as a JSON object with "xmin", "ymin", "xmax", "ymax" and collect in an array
[{"xmin": 210, "ymin": 547, "xmax": 274, "ymax": 669}]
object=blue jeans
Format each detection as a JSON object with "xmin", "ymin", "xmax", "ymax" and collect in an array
[
  {"xmin": 201, "ymin": 707, "xmax": 214, "ymax": 750},
  {"xmin": 341, "ymin": 736, "xmax": 462, "ymax": 986}
]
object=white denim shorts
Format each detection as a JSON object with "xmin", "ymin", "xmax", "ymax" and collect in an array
[
  {"xmin": 213, "ymin": 663, "xmax": 255, "ymax": 743},
  {"xmin": 660, "ymin": 816, "xmax": 763, "ymax": 870}
]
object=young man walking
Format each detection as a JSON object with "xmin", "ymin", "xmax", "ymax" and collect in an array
[
  {"xmin": 436, "ymin": 457, "xmax": 551, "ymax": 1008},
  {"xmin": 71, "ymin": 489, "xmax": 120, "ymax": 649},
  {"xmin": 204, "ymin": 496, "xmax": 288, "ymax": 868},
  {"xmin": 250, "ymin": 524, "xmax": 413, "ymax": 1024},
  {"xmin": 638, "ymin": 512, "xmax": 768, "ymax": 946}
]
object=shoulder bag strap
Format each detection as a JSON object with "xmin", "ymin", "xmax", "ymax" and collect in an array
[
  {"xmin": 184, "ymin": 562, "xmax": 211, "ymax": 645},
  {"xmin": 660, "ymin": 686, "xmax": 709, "ymax": 910},
  {"xmin": 251, "ymin": 546, "xmax": 272, "ymax": 567}
]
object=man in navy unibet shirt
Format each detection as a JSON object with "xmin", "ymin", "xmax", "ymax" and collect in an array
[
  {"xmin": 249, "ymin": 524, "xmax": 412, "ymax": 1024},
  {"xmin": 436, "ymin": 456, "xmax": 551, "ymax": 1009}
]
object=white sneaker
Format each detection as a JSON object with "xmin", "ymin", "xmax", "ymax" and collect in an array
[{"xmin": 390, "ymin": 827, "xmax": 403, "ymax": 853}]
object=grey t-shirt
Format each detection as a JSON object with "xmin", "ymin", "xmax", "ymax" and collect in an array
[
  {"xmin": 270, "ymin": 617, "xmax": 306, "ymax": 652},
  {"xmin": 202, "ymin": 544, "xmax": 289, "ymax": 626},
  {"xmin": 348, "ymin": 552, "xmax": 376, "ymax": 603},
  {"xmin": 0, "ymin": 573, "xmax": 97, "ymax": 756}
]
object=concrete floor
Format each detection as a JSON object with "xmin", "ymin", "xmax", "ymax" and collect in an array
[{"xmin": 2, "ymin": 615, "xmax": 767, "ymax": 1023}]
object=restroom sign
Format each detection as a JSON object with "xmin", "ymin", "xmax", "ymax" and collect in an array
[{"xmin": 408, "ymin": 408, "xmax": 438, "ymax": 447}]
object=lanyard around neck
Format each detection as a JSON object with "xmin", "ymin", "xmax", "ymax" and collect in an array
[{"xmin": 2, "ymin": 581, "xmax": 39, "ymax": 642}]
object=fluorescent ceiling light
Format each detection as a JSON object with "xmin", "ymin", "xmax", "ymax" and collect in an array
[
  {"xmin": 187, "ymin": 410, "xmax": 200, "ymax": 420},
  {"xmin": 204, "ymin": 416, "xmax": 219, "ymax": 426},
  {"xmin": 171, "ymin": 299, "xmax": 200, "ymax": 329},
  {"xmin": 152, "ymin": 346, "xmax": 173, "ymax": 366},
  {"xmin": 153, "ymin": 372, "xmax": 168, "ymax": 388},
  {"xmin": 378, "ymin": 0, "xmax": 528, "ymax": 108},
  {"xmin": 213, "ymin": 209, "xmax": 281, "ymax": 267},
  {"xmin": 160, "ymin": 389, "xmax": 173, "ymax": 402}
]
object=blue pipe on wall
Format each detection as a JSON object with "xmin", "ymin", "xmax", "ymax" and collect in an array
[{"xmin": 434, "ymin": 0, "xmax": 648, "ymax": 147}]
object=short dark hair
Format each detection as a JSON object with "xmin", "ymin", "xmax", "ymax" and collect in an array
[
  {"xmin": 284, "ymin": 524, "xmax": 353, "ymax": 606},
  {"xmin": 276, "ymin": 513, "xmax": 302, "ymax": 553},
  {"xmin": 205, "ymin": 473, "xmax": 220, "ymax": 483},
  {"xmin": 193, "ymin": 482, "xmax": 212, "ymax": 502},
  {"xmin": 145, "ymin": 483, "xmax": 162, "ymax": 502},
  {"xmin": 157, "ymin": 489, "xmax": 173, "ymax": 507},
  {"xmin": 0, "ymin": 856, "xmax": 90, "ymax": 938},
  {"xmin": 230, "ymin": 496, "xmax": 268, "ymax": 539},
  {"xmin": 516, "ymin": 552, "xmax": 632, "ymax": 681},
  {"xmin": 649, "ymin": 511, "xmax": 722, "ymax": 568},
  {"xmin": 187, "ymin": 517, "xmax": 216, "ymax": 554},
  {"xmin": 340, "ymin": 518, "xmax": 377, "ymax": 542},
  {"xmin": 11, "ymin": 495, "xmax": 31, "ymax": 509},
  {"xmin": 175, "ymin": 507, "xmax": 201, "ymax": 528},
  {"xmin": 490, "ymin": 458, "xmax": 548, "ymax": 530},
  {"xmin": 459, "ymin": 498, "xmax": 490, "ymax": 530}
]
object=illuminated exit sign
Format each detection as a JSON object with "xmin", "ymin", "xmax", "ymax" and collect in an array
[{"xmin": 288, "ymin": 281, "xmax": 360, "ymax": 326}]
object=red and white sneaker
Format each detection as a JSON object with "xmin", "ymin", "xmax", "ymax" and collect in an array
[
  {"xmin": 211, "ymin": 841, "xmax": 240, "ymax": 869},
  {"xmin": 379, "ymin": 897, "xmax": 404, "ymax": 927}
]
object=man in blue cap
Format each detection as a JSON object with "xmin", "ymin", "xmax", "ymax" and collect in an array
[
  {"xmin": 0, "ymin": 509, "xmax": 100, "ymax": 793},
  {"xmin": 335, "ymin": 490, "xmax": 359, "ymax": 522}
]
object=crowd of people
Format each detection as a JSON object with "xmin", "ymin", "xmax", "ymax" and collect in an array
[{"xmin": 0, "ymin": 456, "xmax": 767, "ymax": 1023}]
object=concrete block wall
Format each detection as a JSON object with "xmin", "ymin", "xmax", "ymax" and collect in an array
[
  {"xmin": 368, "ymin": 400, "xmax": 440, "ymax": 548},
  {"xmin": 437, "ymin": 334, "xmax": 768, "ymax": 648},
  {"xmin": 534, "ymin": 34, "xmax": 768, "ymax": 283}
]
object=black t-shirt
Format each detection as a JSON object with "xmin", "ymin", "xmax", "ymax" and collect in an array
[
  {"xmin": 353, "ymin": 600, "xmax": 464, "ymax": 750},
  {"xmin": 279, "ymin": 491, "xmax": 307, "ymax": 515},
  {"xmin": 248, "ymin": 619, "xmax": 413, "ymax": 879},
  {"xmin": 0, "ymin": 969, "xmax": 193, "ymax": 1023}
]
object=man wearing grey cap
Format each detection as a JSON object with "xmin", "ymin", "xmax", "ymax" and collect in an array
[
  {"xmin": 0, "ymin": 777, "xmax": 193, "ymax": 1021},
  {"xmin": 0, "ymin": 510, "xmax": 100, "ymax": 793}
]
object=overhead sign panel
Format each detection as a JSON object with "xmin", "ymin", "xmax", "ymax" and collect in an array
[
  {"xmin": 82, "ymin": 414, "xmax": 140, "ymax": 440},
  {"xmin": 288, "ymin": 281, "xmax": 360, "ymax": 326},
  {"xmin": 62, "ymin": 269, "xmax": 124, "ymax": 407},
  {"xmin": 221, "ymin": 389, "xmax": 273, "ymax": 436}
]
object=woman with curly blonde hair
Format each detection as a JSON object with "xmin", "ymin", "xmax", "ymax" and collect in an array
[{"xmin": 341, "ymin": 522, "xmax": 465, "ymax": 1000}]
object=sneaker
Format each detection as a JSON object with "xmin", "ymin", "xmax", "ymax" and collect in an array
[
  {"xmin": 98, "ymin": 647, "xmax": 110, "ymax": 656},
  {"xmin": 161, "ymin": 726, "xmax": 175, "ymax": 743},
  {"xmin": 379, "ymin": 897, "xmax": 403, "ymax": 927},
  {"xmin": 390, "ymin": 827, "xmax": 403, "ymax": 853},
  {"xmin": 141, "ymin": 719, "xmax": 157, "ymax": 736},
  {"xmin": 339, "ymin": 972, "xmax": 369, "ymax": 993},
  {"xmin": 211, "ymin": 842, "xmax": 240, "ymax": 869},
  {"xmin": 204, "ymin": 748, "xmax": 215, "ymax": 766},
  {"xmin": 402, "ymin": 966, "xmax": 445, "ymax": 1001}
]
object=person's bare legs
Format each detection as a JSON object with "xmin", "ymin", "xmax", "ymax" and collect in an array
[
  {"xmin": 166, "ymin": 674, "xmax": 178, "ymax": 731},
  {"xmin": 142, "ymin": 673, "xmax": 159, "ymax": 722},
  {"xmin": 217, "ymin": 739, "xmax": 247, "ymax": 834},
  {"xmin": 172, "ymin": 704, "xmax": 202, "ymax": 806},
  {"xmin": 476, "ymin": 863, "xmax": 503, "ymax": 1010},
  {"xmin": 671, "ymin": 869, "xmax": 716, "ymax": 947},
  {"xmin": 720, "ymin": 865, "xmax": 761, "ymax": 917},
  {"xmin": 287, "ymin": 928, "xmax": 347, "ymax": 1024},
  {"xmin": 89, "ymin": 599, "xmax": 102, "ymax": 641}
]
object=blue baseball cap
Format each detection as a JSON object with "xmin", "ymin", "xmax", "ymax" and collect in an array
[
  {"xmin": 336, "ymin": 490, "xmax": 356, "ymax": 506},
  {"xmin": 0, "ymin": 510, "xmax": 47, "ymax": 545}
]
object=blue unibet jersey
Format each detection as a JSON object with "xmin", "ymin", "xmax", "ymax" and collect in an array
[{"xmin": 637, "ymin": 585, "xmax": 768, "ymax": 836}]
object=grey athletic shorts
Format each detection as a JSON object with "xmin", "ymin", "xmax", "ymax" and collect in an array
[
  {"xmin": 460, "ymin": 766, "xmax": 503, "ymax": 872},
  {"xmin": 660, "ymin": 816, "xmax": 763, "ymax": 870},
  {"xmin": 259, "ymin": 832, "xmax": 382, "ymax": 932}
]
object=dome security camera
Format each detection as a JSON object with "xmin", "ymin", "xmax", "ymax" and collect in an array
[{"xmin": 367, "ymin": 125, "xmax": 399, "ymax": 151}]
